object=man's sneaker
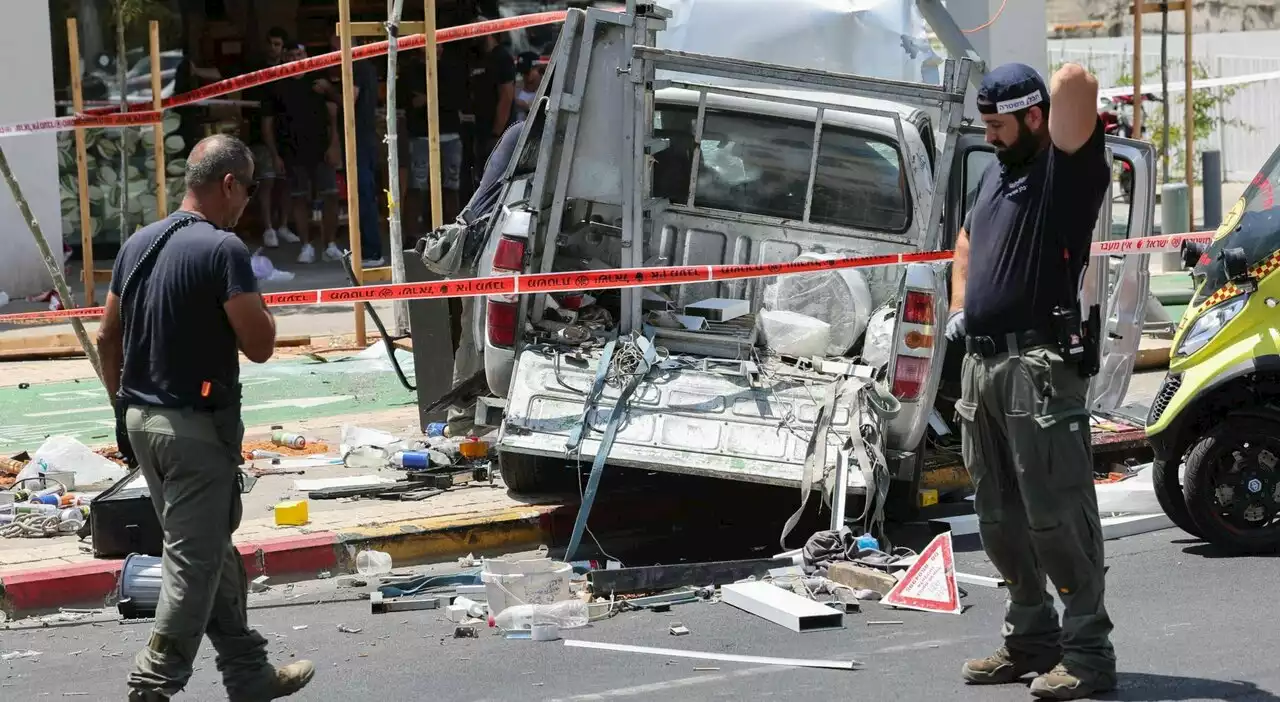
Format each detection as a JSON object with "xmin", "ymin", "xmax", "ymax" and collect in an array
[
  {"xmin": 277, "ymin": 226, "xmax": 300, "ymax": 244},
  {"xmin": 263, "ymin": 228, "xmax": 279, "ymax": 248},
  {"xmin": 362, "ymin": 257, "xmax": 385, "ymax": 268},
  {"xmin": 1029, "ymin": 663, "xmax": 1116, "ymax": 700},
  {"xmin": 127, "ymin": 689, "xmax": 169, "ymax": 701},
  {"xmin": 266, "ymin": 659, "xmax": 315, "ymax": 699},
  {"xmin": 961, "ymin": 647, "xmax": 1059, "ymax": 685},
  {"xmin": 322, "ymin": 243, "xmax": 345, "ymax": 262},
  {"xmin": 297, "ymin": 243, "xmax": 316, "ymax": 264}
]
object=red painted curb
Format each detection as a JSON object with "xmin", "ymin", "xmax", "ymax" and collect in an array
[{"xmin": 0, "ymin": 531, "xmax": 341, "ymax": 615}]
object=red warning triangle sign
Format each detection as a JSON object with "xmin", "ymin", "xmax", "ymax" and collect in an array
[{"xmin": 882, "ymin": 532, "xmax": 961, "ymax": 615}]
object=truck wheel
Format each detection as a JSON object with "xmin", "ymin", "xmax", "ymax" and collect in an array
[
  {"xmin": 498, "ymin": 451, "xmax": 558, "ymax": 495},
  {"xmin": 1152, "ymin": 455, "xmax": 1202, "ymax": 538},
  {"xmin": 1183, "ymin": 415, "xmax": 1280, "ymax": 554}
]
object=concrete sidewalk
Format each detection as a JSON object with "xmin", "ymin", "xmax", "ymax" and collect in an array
[{"xmin": 0, "ymin": 406, "xmax": 579, "ymax": 616}]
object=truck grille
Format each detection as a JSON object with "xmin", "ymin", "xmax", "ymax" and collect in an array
[{"xmin": 1148, "ymin": 373, "xmax": 1182, "ymax": 427}]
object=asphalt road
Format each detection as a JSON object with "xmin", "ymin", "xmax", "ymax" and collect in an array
[{"xmin": 3, "ymin": 527, "xmax": 1279, "ymax": 702}]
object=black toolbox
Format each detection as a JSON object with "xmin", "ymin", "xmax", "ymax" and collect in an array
[{"xmin": 89, "ymin": 467, "xmax": 163, "ymax": 558}]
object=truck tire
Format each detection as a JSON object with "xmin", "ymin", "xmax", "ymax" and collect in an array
[
  {"xmin": 498, "ymin": 451, "xmax": 556, "ymax": 495},
  {"xmin": 1183, "ymin": 415, "xmax": 1280, "ymax": 555},
  {"xmin": 1152, "ymin": 456, "xmax": 1202, "ymax": 538}
]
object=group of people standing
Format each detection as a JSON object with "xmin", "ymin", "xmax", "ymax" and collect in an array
[{"xmin": 231, "ymin": 23, "xmax": 541, "ymax": 269}]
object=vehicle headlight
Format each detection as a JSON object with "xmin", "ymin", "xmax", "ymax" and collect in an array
[{"xmin": 1176, "ymin": 296, "xmax": 1247, "ymax": 357}]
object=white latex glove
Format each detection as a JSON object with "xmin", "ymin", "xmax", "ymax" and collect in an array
[{"xmin": 945, "ymin": 310, "xmax": 966, "ymax": 342}]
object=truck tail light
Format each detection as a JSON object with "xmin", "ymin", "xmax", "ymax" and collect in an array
[
  {"xmin": 902, "ymin": 290, "xmax": 934, "ymax": 325},
  {"xmin": 486, "ymin": 236, "xmax": 527, "ymax": 349},
  {"xmin": 492, "ymin": 236, "xmax": 526, "ymax": 272},
  {"xmin": 892, "ymin": 355, "xmax": 929, "ymax": 401}
]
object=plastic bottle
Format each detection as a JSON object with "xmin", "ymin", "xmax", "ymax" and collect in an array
[
  {"xmin": 390, "ymin": 451, "xmax": 431, "ymax": 470},
  {"xmin": 491, "ymin": 600, "xmax": 590, "ymax": 631},
  {"xmin": 855, "ymin": 533, "xmax": 880, "ymax": 552},
  {"xmin": 14, "ymin": 503, "xmax": 59, "ymax": 516},
  {"xmin": 343, "ymin": 446, "xmax": 388, "ymax": 469}
]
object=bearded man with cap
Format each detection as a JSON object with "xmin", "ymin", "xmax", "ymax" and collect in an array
[{"xmin": 945, "ymin": 62, "xmax": 1115, "ymax": 700}]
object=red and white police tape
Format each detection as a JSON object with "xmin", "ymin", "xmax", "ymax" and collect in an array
[
  {"xmin": 0, "ymin": 12, "xmax": 568, "ymax": 138},
  {"xmin": 0, "ymin": 230, "xmax": 1214, "ymax": 326},
  {"xmin": 0, "ymin": 110, "xmax": 166, "ymax": 138}
]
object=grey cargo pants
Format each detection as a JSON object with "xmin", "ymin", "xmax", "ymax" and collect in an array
[
  {"xmin": 955, "ymin": 343, "xmax": 1116, "ymax": 678},
  {"xmin": 124, "ymin": 405, "xmax": 273, "ymax": 700}
]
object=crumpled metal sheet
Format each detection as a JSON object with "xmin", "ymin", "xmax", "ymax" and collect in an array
[{"xmin": 656, "ymin": 0, "xmax": 940, "ymax": 86}]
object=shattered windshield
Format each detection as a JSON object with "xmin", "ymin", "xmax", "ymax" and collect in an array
[{"xmin": 1190, "ymin": 147, "xmax": 1280, "ymax": 308}]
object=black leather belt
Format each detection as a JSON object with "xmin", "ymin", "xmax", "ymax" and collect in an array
[{"xmin": 965, "ymin": 330, "xmax": 1055, "ymax": 358}]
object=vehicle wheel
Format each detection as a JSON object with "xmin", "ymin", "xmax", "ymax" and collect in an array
[
  {"xmin": 1183, "ymin": 415, "xmax": 1280, "ymax": 554},
  {"xmin": 498, "ymin": 451, "xmax": 560, "ymax": 495},
  {"xmin": 1152, "ymin": 455, "xmax": 1202, "ymax": 538}
]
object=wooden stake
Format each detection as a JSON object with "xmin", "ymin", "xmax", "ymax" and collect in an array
[
  {"xmin": 1184, "ymin": 5, "xmax": 1194, "ymax": 225},
  {"xmin": 1132, "ymin": 4, "xmax": 1143, "ymax": 138},
  {"xmin": 0, "ymin": 145, "xmax": 104, "ymax": 387},
  {"xmin": 149, "ymin": 21, "xmax": 167, "ymax": 219},
  {"xmin": 425, "ymin": 0, "xmax": 443, "ymax": 229},
  {"xmin": 339, "ymin": 0, "xmax": 367, "ymax": 346},
  {"xmin": 67, "ymin": 18, "xmax": 95, "ymax": 307}
]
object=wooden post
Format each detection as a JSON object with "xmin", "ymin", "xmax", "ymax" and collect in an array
[
  {"xmin": 67, "ymin": 19, "xmax": 96, "ymax": 306},
  {"xmin": 339, "ymin": 0, "xmax": 367, "ymax": 346},
  {"xmin": 149, "ymin": 21, "xmax": 167, "ymax": 219},
  {"xmin": 1132, "ymin": 3, "xmax": 1143, "ymax": 137},
  {"xmin": 424, "ymin": 0, "xmax": 443, "ymax": 229},
  {"xmin": 1184, "ymin": 5, "xmax": 1194, "ymax": 226}
]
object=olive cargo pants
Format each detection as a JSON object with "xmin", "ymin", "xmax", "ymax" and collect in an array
[
  {"xmin": 955, "ymin": 343, "xmax": 1116, "ymax": 678},
  {"xmin": 124, "ymin": 405, "xmax": 274, "ymax": 700}
]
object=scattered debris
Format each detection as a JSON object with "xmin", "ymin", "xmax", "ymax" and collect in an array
[
  {"xmin": 827, "ymin": 562, "xmax": 898, "ymax": 595},
  {"xmin": 693, "ymin": 667, "xmax": 720, "ymax": 672},
  {"xmin": 251, "ymin": 576, "xmax": 271, "ymax": 593},
  {"xmin": 588, "ymin": 558, "xmax": 791, "ymax": 596},
  {"xmin": 867, "ymin": 620, "xmax": 904, "ymax": 626},
  {"xmin": 1, "ymin": 649, "xmax": 42, "ymax": 661},
  {"xmin": 337, "ymin": 624, "xmax": 363, "ymax": 634},
  {"xmin": 668, "ymin": 623, "xmax": 690, "ymax": 636},
  {"xmin": 453, "ymin": 625, "xmax": 478, "ymax": 638},
  {"xmin": 370, "ymin": 592, "xmax": 440, "ymax": 614},
  {"xmin": 292, "ymin": 625, "xmax": 308, "ymax": 631}
]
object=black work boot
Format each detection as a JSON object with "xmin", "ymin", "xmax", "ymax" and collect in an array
[
  {"xmin": 1030, "ymin": 663, "xmax": 1118, "ymax": 700},
  {"xmin": 961, "ymin": 647, "xmax": 1060, "ymax": 685}
]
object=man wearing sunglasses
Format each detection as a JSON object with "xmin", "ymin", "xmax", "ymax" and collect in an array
[{"xmin": 97, "ymin": 134, "xmax": 315, "ymax": 701}]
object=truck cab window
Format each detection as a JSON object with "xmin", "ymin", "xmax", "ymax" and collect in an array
[{"xmin": 652, "ymin": 105, "xmax": 911, "ymax": 233}]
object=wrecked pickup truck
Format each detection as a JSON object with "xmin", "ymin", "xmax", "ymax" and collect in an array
[{"xmin": 461, "ymin": 3, "xmax": 1159, "ymax": 518}]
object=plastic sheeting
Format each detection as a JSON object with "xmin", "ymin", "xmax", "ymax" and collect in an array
[
  {"xmin": 763, "ymin": 254, "xmax": 874, "ymax": 357},
  {"xmin": 656, "ymin": 0, "xmax": 941, "ymax": 87}
]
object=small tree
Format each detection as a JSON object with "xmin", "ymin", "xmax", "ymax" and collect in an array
[
  {"xmin": 110, "ymin": 0, "xmax": 171, "ymax": 241},
  {"xmin": 1105, "ymin": 60, "xmax": 1249, "ymax": 184}
]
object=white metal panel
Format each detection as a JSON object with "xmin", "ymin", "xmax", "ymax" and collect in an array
[
  {"xmin": 0, "ymin": 1, "xmax": 60, "ymax": 298},
  {"xmin": 721, "ymin": 580, "xmax": 845, "ymax": 632}
]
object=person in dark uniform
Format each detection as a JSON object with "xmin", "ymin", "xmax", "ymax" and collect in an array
[
  {"xmin": 96, "ymin": 134, "xmax": 315, "ymax": 701},
  {"xmin": 945, "ymin": 62, "xmax": 1114, "ymax": 700}
]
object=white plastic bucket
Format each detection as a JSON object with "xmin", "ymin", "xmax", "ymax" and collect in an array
[{"xmin": 481, "ymin": 557, "xmax": 573, "ymax": 616}]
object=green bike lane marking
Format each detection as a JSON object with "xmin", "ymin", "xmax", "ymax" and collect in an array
[{"xmin": 0, "ymin": 353, "xmax": 417, "ymax": 454}]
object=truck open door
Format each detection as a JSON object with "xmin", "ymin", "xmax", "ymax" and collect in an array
[{"xmin": 942, "ymin": 130, "xmax": 1157, "ymax": 414}]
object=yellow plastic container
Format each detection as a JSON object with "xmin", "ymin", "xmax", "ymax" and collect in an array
[
  {"xmin": 274, "ymin": 500, "xmax": 309, "ymax": 526},
  {"xmin": 459, "ymin": 440, "xmax": 489, "ymax": 460},
  {"xmin": 918, "ymin": 489, "xmax": 939, "ymax": 508}
]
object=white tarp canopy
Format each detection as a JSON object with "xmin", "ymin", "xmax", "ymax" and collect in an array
[{"xmin": 655, "ymin": 0, "xmax": 942, "ymax": 87}]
